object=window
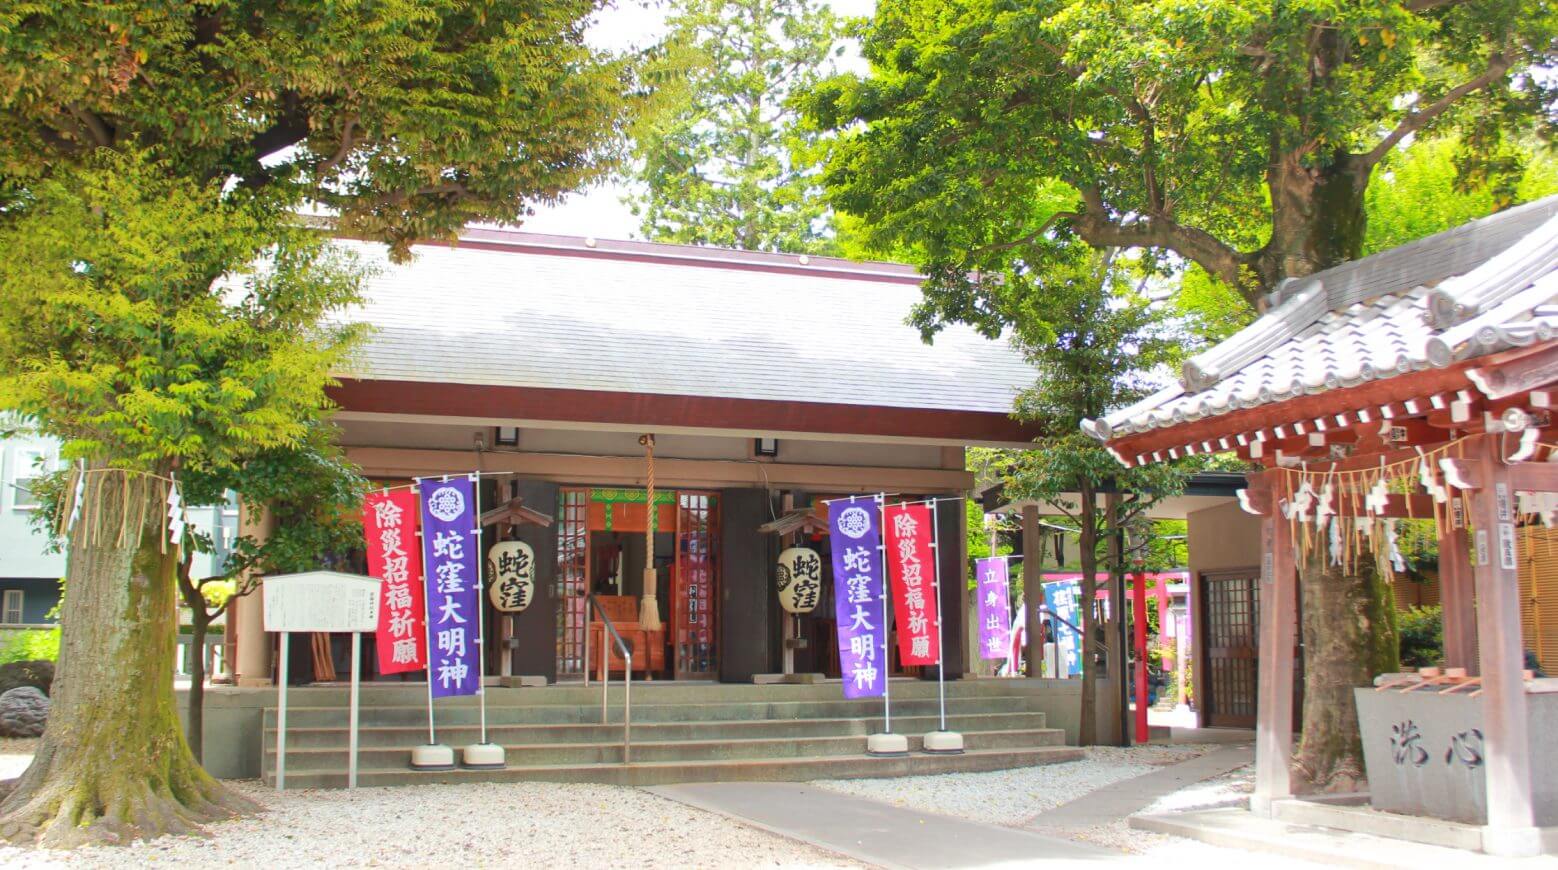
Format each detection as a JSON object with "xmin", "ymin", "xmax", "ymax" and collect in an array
[
  {"xmin": 1, "ymin": 590, "xmax": 22, "ymax": 625},
  {"xmin": 10, "ymin": 448, "xmax": 49, "ymax": 511}
]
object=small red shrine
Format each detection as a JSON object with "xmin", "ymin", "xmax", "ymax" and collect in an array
[{"xmin": 1085, "ymin": 196, "xmax": 1558, "ymax": 856}]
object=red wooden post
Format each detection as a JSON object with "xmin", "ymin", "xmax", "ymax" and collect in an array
[
  {"xmin": 1132, "ymin": 570, "xmax": 1149, "ymax": 743},
  {"xmin": 1467, "ymin": 438, "xmax": 1539, "ymax": 856},
  {"xmin": 1250, "ymin": 472, "xmax": 1296, "ymax": 815}
]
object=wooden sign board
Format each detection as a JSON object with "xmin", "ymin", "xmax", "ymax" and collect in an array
[{"xmin": 263, "ymin": 571, "xmax": 380, "ymax": 634}]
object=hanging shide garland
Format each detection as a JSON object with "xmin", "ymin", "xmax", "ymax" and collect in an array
[
  {"xmin": 51, "ymin": 465, "xmax": 187, "ymax": 554},
  {"xmin": 1273, "ymin": 435, "xmax": 1558, "ymax": 575}
]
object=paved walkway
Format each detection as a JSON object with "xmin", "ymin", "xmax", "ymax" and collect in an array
[
  {"xmin": 647, "ymin": 781, "xmax": 1114, "ymax": 868},
  {"xmin": 1026, "ymin": 744, "xmax": 1254, "ymax": 830}
]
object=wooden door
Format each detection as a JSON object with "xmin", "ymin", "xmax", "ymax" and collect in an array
[
  {"xmin": 673, "ymin": 492, "xmax": 718, "ymax": 679},
  {"xmin": 554, "ymin": 488, "xmax": 590, "ymax": 680},
  {"xmin": 1199, "ymin": 570, "xmax": 1259, "ymax": 728}
]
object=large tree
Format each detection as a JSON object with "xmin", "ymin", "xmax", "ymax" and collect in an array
[
  {"xmin": 809, "ymin": 0, "xmax": 1556, "ymax": 305},
  {"xmin": 811, "ymin": 0, "xmax": 1554, "ymax": 790},
  {"xmin": 627, "ymin": 0, "xmax": 846, "ymax": 253},
  {"xmin": 0, "ymin": 1, "xmax": 637, "ymax": 846}
]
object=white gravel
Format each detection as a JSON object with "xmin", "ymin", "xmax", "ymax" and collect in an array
[
  {"xmin": 812, "ymin": 745, "xmax": 1212, "ymax": 826},
  {"xmin": 0, "ymin": 779, "xmax": 857, "ymax": 869}
]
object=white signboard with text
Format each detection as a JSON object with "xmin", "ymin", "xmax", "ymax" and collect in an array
[
  {"xmin": 263, "ymin": 571, "xmax": 380, "ymax": 633},
  {"xmin": 262, "ymin": 571, "xmax": 380, "ymax": 791}
]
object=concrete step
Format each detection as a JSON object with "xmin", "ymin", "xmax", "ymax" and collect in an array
[
  {"xmin": 261, "ymin": 695, "xmax": 1042, "ymax": 728},
  {"xmin": 1270, "ymin": 797, "xmax": 1485, "ymax": 852},
  {"xmin": 260, "ymin": 710, "xmax": 1052, "ymax": 749},
  {"xmin": 240, "ymin": 679, "xmax": 1039, "ymax": 708},
  {"xmin": 262, "ymin": 745, "xmax": 1086, "ymax": 789},
  {"xmin": 264, "ymin": 727, "xmax": 1068, "ymax": 772}
]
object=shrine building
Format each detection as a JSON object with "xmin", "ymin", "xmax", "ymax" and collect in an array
[{"xmin": 200, "ymin": 229, "xmax": 1098, "ymax": 786}]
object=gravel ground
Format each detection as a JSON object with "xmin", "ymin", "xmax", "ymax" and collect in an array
[
  {"xmin": 812, "ymin": 744, "xmax": 1212, "ymax": 826},
  {"xmin": 0, "ymin": 779, "xmax": 858, "ymax": 869}
]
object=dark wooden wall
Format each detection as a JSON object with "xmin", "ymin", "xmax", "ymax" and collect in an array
[
  {"xmin": 719, "ymin": 488, "xmax": 773, "ymax": 681},
  {"xmin": 931, "ymin": 500, "xmax": 966, "ymax": 679},
  {"xmin": 507, "ymin": 479, "xmax": 559, "ymax": 682}
]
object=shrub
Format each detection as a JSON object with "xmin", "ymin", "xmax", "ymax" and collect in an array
[
  {"xmin": 1398, "ymin": 604, "xmax": 1444, "ymax": 668},
  {"xmin": 1, "ymin": 628, "xmax": 60, "ymax": 664}
]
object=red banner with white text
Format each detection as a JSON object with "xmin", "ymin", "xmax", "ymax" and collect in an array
[
  {"xmin": 364, "ymin": 490, "xmax": 427, "ymax": 674},
  {"xmin": 883, "ymin": 502, "xmax": 940, "ymax": 666}
]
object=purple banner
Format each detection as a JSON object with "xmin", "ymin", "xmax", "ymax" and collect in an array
[
  {"xmin": 829, "ymin": 497, "xmax": 886, "ymax": 699},
  {"xmin": 975, "ymin": 556, "xmax": 1012, "ymax": 661},
  {"xmin": 419, "ymin": 475, "xmax": 481, "ymax": 698}
]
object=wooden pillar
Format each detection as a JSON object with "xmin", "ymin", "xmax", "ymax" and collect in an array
[
  {"xmin": 1021, "ymin": 504, "xmax": 1042, "ymax": 677},
  {"xmin": 1439, "ymin": 495, "xmax": 1478, "ymax": 672},
  {"xmin": 1467, "ymin": 443, "xmax": 1539, "ymax": 857},
  {"xmin": 1251, "ymin": 473, "xmax": 1296, "ymax": 815},
  {"xmin": 234, "ymin": 501, "xmax": 275, "ymax": 687}
]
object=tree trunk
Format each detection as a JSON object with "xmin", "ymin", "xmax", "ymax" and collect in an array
[
  {"xmin": 1290, "ymin": 534, "xmax": 1399, "ymax": 792},
  {"xmin": 186, "ymin": 614, "xmax": 209, "ymax": 765},
  {"xmin": 1076, "ymin": 477, "xmax": 1099, "ymax": 745},
  {"xmin": 0, "ymin": 467, "xmax": 256, "ymax": 847},
  {"xmin": 1259, "ymin": 150, "xmax": 1371, "ymax": 293}
]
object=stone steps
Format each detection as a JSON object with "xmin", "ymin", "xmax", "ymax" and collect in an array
[
  {"xmin": 262, "ymin": 710, "xmax": 1053, "ymax": 749},
  {"xmin": 262, "ymin": 745, "xmax": 1086, "ymax": 790},
  {"xmin": 264, "ymin": 726, "xmax": 1066, "ymax": 771},
  {"xmin": 262, "ymin": 695, "xmax": 1042, "ymax": 728},
  {"xmin": 256, "ymin": 680, "xmax": 1076, "ymax": 789}
]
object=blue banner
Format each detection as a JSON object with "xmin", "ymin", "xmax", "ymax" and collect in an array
[
  {"xmin": 419, "ymin": 475, "xmax": 481, "ymax": 698},
  {"xmin": 829, "ymin": 496, "xmax": 886, "ymax": 699}
]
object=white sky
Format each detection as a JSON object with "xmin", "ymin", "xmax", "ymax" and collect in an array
[{"xmin": 522, "ymin": 0, "xmax": 876, "ymax": 239}]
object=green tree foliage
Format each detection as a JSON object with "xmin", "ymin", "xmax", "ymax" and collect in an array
[
  {"xmin": 628, "ymin": 0, "xmax": 846, "ymax": 252},
  {"xmin": 0, "ymin": 1, "xmax": 640, "ymax": 845},
  {"xmin": 1169, "ymin": 133, "xmax": 1558, "ymax": 347},
  {"xmin": 1364, "ymin": 135, "xmax": 1558, "ymax": 255},
  {"xmin": 0, "ymin": 0, "xmax": 637, "ymax": 252},
  {"xmin": 809, "ymin": 0, "xmax": 1556, "ymax": 305}
]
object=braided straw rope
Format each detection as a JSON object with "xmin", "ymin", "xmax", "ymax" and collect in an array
[{"xmin": 639, "ymin": 434, "xmax": 663, "ymax": 630}]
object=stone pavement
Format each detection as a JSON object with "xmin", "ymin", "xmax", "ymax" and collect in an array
[
  {"xmin": 1026, "ymin": 744, "xmax": 1254, "ymax": 831},
  {"xmin": 647, "ymin": 781, "xmax": 1114, "ymax": 868}
]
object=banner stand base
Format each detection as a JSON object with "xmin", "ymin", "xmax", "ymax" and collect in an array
[
  {"xmin": 410, "ymin": 743, "xmax": 456, "ymax": 771},
  {"xmin": 866, "ymin": 732, "xmax": 909, "ymax": 756},
  {"xmin": 922, "ymin": 730, "xmax": 965, "ymax": 754},
  {"xmin": 462, "ymin": 743, "xmax": 507, "ymax": 769}
]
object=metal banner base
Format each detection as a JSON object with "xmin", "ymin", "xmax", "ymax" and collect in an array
[
  {"xmin": 922, "ymin": 730, "xmax": 965, "ymax": 754},
  {"xmin": 410, "ymin": 743, "xmax": 456, "ymax": 771},
  {"xmin": 866, "ymin": 732, "xmax": 909, "ymax": 757},
  {"xmin": 461, "ymin": 743, "xmax": 507, "ymax": 769}
]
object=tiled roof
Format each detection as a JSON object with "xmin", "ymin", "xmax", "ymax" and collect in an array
[
  {"xmin": 1086, "ymin": 195, "xmax": 1558, "ymax": 445},
  {"xmin": 331, "ymin": 232, "xmax": 1035, "ymax": 415}
]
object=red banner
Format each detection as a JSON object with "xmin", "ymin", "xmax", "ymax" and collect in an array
[
  {"xmin": 883, "ymin": 502, "xmax": 940, "ymax": 666},
  {"xmin": 364, "ymin": 490, "xmax": 427, "ymax": 674}
]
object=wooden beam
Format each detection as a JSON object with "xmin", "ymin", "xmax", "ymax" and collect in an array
[
  {"xmin": 1467, "ymin": 340, "xmax": 1558, "ymax": 400},
  {"xmin": 1467, "ymin": 438, "xmax": 1540, "ymax": 856},
  {"xmin": 346, "ymin": 446, "xmax": 975, "ymax": 494},
  {"xmin": 1251, "ymin": 504, "xmax": 1296, "ymax": 815},
  {"xmin": 1510, "ymin": 461, "xmax": 1558, "ymax": 493}
]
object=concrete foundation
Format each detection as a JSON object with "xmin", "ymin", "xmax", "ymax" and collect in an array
[{"xmin": 1354, "ymin": 687, "xmax": 1558, "ymax": 827}]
